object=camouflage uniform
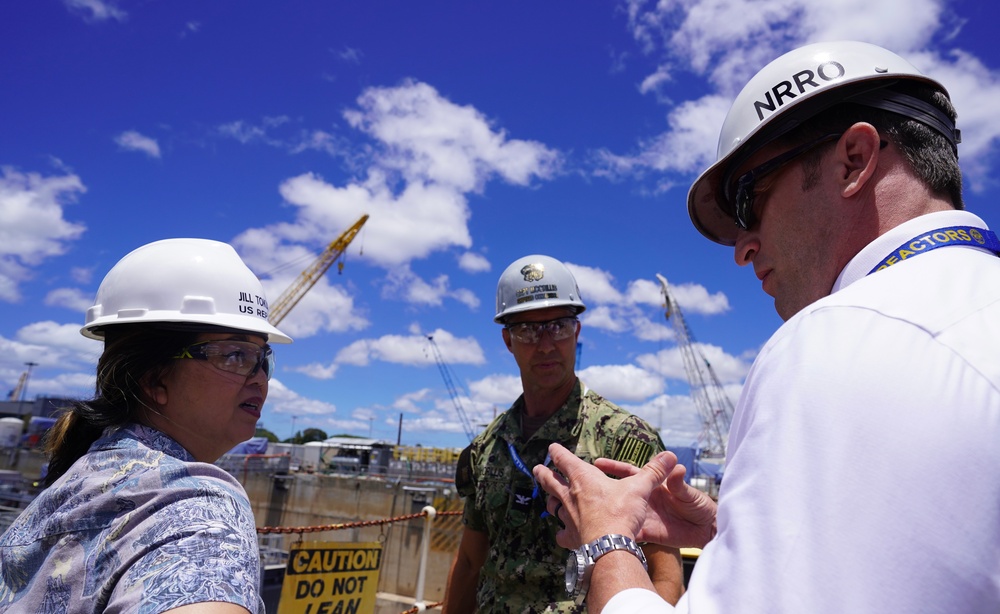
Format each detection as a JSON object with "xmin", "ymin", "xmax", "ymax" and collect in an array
[{"xmin": 456, "ymin": 379, "xmax": 664, "ymax": 613}]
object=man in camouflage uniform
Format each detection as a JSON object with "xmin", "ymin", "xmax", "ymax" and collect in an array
[{"xmin": 442, "ymin": 255, "xmax": 684, "ymax": 613}]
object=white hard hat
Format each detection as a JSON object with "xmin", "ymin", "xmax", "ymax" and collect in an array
[
  {"xmin": 83, "ymin": 238, "xmax": 292, "ymax": 343},
  {"xmin": 688, "ymin": 40, "xmax": 958, "ymax": 246},
  {"xmin": 494, "ymin": 254, "xmax": 586, "ymax": 323}
]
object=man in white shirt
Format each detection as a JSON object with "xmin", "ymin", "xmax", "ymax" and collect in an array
[{"xmin": 533, "ymin": 40, "xmax": 1000, "ymax": 613}]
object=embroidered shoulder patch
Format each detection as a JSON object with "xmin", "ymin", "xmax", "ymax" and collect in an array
[
  {"xmin": 455, "ymin": 445, "xmax": 475, "ymax": 497},
  {"xmin": 613, "ymin": 437, "xmax": 653, "ymax": 467}
]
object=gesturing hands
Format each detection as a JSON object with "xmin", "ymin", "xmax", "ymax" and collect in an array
[
  {"xmin": 532, "ymin": 443, "xmax": 717, "ymax": 550},
  {"xmin": 594, "ymin": 454, "xmax": 717, "ymax": 549}
]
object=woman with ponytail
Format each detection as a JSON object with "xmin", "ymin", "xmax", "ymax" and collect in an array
[{"xmin": 0, "ymin": 239, "xmax": 292, "ymax": 614}]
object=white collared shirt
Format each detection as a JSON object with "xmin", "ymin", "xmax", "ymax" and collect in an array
[{"xmin": 606, "ymin": 210, "xmax": 1000, "ymax": 613}]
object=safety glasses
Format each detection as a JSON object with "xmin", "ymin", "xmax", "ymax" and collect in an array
[
  {"xmin": 505, "ymin": 317, "xmax": 578, "ymax": 345},
  {"xmin": 727, "ymin": 133, "xmax": 842, "ymax": 230},
  {"xmin": 174, "ymin": 340, "xmax": 275, "ymax": 380}
]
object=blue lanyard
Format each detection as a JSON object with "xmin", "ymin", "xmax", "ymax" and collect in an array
[
  {"xmin": 869, "ymin": 225, "xmax": 1000, "ymax": 275},
  {"xmin": 507, "ymin": 442, "xmax": 551, "ymax": 516}
]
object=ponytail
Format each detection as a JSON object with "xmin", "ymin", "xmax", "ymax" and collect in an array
[{"xmin": 42, "ymin": 325, "xmax": 197, "ymax": 485}]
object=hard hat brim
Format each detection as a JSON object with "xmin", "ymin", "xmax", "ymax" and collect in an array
[{"xmin": 82, "ymin": 312, "xmax": 293, "ymax": 344}]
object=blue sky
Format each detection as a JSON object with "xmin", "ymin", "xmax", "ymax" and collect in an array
[{"xmin": 2, "ymin": 0, "xmax": 999, "ymax": 449}]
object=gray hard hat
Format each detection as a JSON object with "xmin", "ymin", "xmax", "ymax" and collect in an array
[{"xmin": 494, "ymin": 254, "xmax": 586, "ymax": 323}]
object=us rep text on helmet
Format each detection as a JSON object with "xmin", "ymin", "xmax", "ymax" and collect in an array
[{"xmin": 83, "ymin": 238, "xmax": 292, "ymax": 344}]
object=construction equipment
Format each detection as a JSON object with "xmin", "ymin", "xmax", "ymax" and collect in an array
[
  {"xmin": 656, "ymin": 274, "xmax": 734, "ymax": 458},
  {"xmin": 7, "ymin": 372, "xmax": 27, "ymax": 402},
  {"xmin": 268, "ymin": 214, "xmax": 369, "ymax": 326},
  {"xmin": 426, "ymin": 335, "xmax": 476, "ymax": 442},
  {"xmin": 7, "ymin": 362, "xmax": 38, "ymax": 402}
]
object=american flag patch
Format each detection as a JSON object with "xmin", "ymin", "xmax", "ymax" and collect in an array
[{"xmin": 613, "ymin": 438, "xmax": 653, "ymax": 467}]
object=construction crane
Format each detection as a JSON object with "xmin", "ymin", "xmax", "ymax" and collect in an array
[
  {"xmin": 6, "ymin": 362, "xmax": 38, "ymax": 402},
  {"xmin": 656, "ymin": 273, "xmax": 735, "ymax": 459},
  {"xmin": 268, "ymin": 214, "xmax": 369, "ymax": 326},
  {"xmin": 426, "ymin": 335, "xmax": 476, "ymax": 443}
]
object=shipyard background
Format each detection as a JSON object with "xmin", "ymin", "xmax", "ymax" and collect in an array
[{"xmin": 0, "ymin": 397, "xmax": 704, "ymax": 613}]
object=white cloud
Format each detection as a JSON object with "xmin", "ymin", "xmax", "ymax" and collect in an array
[
  {"xmin": 344, "ymin": 80, "xmax": 561, "ymax": 191},
  {"xmin": 291, "ymin": 361, "xmax": 339, "ymax": 380},
  {"xmin": 631, "ymin": 314, "xmax": 674, "ymax": 342},
  {"xmin": 334, "ymin": 328, "xmax": 485, "ymax": 368},
  {"xmin": 69, "ymin": 267, "xmax": 93, "ymax": 284},
  {"xmin": 0, "ymin": 322, "xmax": 102, "ymax": 398},
  {"xmin": 234, "ymin": 228, "xmax": 369, "ymax": 339},
  {"xmin": 458, "ymin": 252, "xmax": 491, "ymax": 273},
  {"xmin": 582, "ymin": 305, "xmax": 629, "ymax": 334},
  {"xmin": 64, "ymin": 0, "xmax": 126, "ymax": 22},
  {"xmin": 289, "ymin": 130, "xmax": 343, "ymax": 156},
  {"xmin": 44, "ymin": 288, "xmax": 93, "ymax": 313},
  {"xmin": 579, "ymin": 363, "xmax": 665, "ymax": 402},
  {"xmin": 565, "ymin": 262, "xmax": 623, "ymax": 305},
  {"xmin": 265, "ymin": 379, "xmax": 337, "ymax": 416},
  {"xmin": 570, "ymin": 273, "xmax": 730, "ymax": 340},
  {"xmin": 337, "ymin": 47, "xmax": 363, "ymax": 64},
  {"xmin": 16, "ymin": 321, "xmax": 99, "ymax": 356},
  {"xmin": 451, "ymin": 288, "xmax": 480, "ymax": 310},
  {"xmin": 467, "ymin": 373, "xmax": 521, "ymax": 406},
  {"xmin": 611, "ymin": 0, "xmax": 1000, "ymax": 191},
  {"xmin": 393, "ymin": 388, "xmax": 432, "ymax": 412},
  {"xmin": 636, "ymin": 343, "xmax": 750, "ymax": 385},
  {"xmin": 379, "ymin": 266, "xmax": 481, "ymax": 310},
  {"xmin": 115, "ymin": 130, "xmax": 161, "ymax": 158},
  {"xmin": 0, "ymin": 168, "xmax": 87, "ymax": 302},
  {"xmin": 218, "ymin": 117, "xmax": 290, "ymax": 146},
  {"xmin": 620, "ymin": 392, "xmax": 705, "ymax": 447},
  {"xmin": 662, "ymin": 279, "xmax": 730, "ymax": 316},
  {"xmin": 268, "ymin": 276, "xmax": 368, "ymax": 338},
  {"xmin": 275, "ymin": 171, "xmax": 475, "ymax": 268},
  {"xmin": 233, "ymin": 80, "xmax": 562, "ymax": 324}
]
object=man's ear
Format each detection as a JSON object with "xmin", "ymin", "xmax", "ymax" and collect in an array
[
  {"xmin": 142, "ymin": 372, "xmax": 168, "ymax": 406},
  {"xmin": 502, "ymin": 327, "xmax": 514, "ymax": 353},
  {"xmin": 838, "ymin": 122, "xmax": 882, "ymax": 198}
]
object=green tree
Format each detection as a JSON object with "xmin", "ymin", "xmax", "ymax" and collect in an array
[
  {"xmin": 284, "ymin": 428, "xmax": 329, "ymax": 444},
  {"xmin": 254, "ymin": 426, "xmax": 279, "ymax": 442},
  {"xmin": 300, "ymin": 428, "xmax": 328, "ymax": 444}
]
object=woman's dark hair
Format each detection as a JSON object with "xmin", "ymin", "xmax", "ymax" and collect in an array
[{"xmin": 43, "ymin": 325, "xmax": 198, "ymax": 485}]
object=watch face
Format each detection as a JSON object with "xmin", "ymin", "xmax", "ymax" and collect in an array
[{"xmin": 565, "ymin": 549, "xmax": 583, "ymax": 595}]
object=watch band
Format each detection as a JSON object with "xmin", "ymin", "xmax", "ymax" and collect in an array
[
  {"xmin": 584, "ymin": 534, "xmax": 648, "ymax": 570},
  {"xmin": 566, "ymin": 533, "xmax": 648, "ymax": 605}
]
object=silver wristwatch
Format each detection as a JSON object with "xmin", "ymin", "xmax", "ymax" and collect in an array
[{"xmin": 565, "ymin": 534, "xmax": 648, "ymax": 604}]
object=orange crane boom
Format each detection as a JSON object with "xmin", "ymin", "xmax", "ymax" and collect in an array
[{"xmin": 268, "ymin": 214, "xmax": 369, "ymax": 326}]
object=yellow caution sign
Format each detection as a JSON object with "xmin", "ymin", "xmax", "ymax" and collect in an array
[{"xmin": 278, "ymin": 541, "xmax": 382, "ymax": 614}]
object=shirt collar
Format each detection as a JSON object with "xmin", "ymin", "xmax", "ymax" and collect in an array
[
  {"xmin": 832, "ymin": 209, "xmax": 990, "ymax": 293},
  {"xmin": 502, "ymin": 378, "xmax": 585, "ymax": 443}
]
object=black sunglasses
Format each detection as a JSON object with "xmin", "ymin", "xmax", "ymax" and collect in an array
[{"xmin": 727, "ymin": 133, "xmax": 842, "ymax": 230}]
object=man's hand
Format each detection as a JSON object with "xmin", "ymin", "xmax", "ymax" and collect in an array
[
  {"xmin": 532, "ymin": 442, "xmax": 680, "ymax": 549},
  {"xmin": 595, "ymin": 456, "xmax": 717, "ymax": 549}
]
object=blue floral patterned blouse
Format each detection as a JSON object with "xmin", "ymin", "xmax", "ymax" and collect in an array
[{"xmin": 0, "ymin": 423, "xmax": 263, "ymax": 613}]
